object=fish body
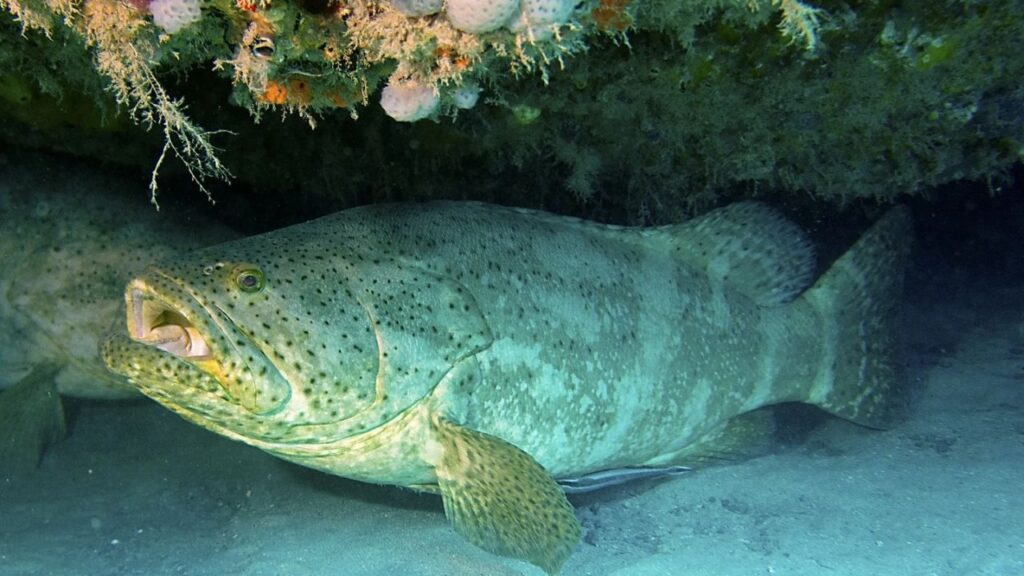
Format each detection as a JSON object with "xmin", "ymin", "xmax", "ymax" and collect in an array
[
  {"xmin": 0, "ymin": 154, "xmax": 237, "ymax": 468},
  {"xmin": 102, "ymin": 201, "xmax": 911, "ymax": 573},
  {"xmin": 0, "ymin": 165, "xmax": 236, "ymax": 397}
]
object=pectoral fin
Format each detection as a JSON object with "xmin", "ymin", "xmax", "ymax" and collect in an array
[
  {"xmin": 431, "ymin": 415, "xmax": 580, "ymax": 574},
  {"xmin": 0, "ymin": 363, "xmax": 65, "ymax": 474}
]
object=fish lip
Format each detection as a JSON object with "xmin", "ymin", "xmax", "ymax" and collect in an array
[
  {"xmin": 102, "ymin": 331, "xmax": 221, "ymax": 395},
  {"xmin": 126, "ymin": 274, "xmax": 214, "ymax": 361}
]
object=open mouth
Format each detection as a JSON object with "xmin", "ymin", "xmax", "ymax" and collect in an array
[
  {"xmin": 122, "ymin": 274, "xmax": 293, "ymax": 416},
  {"xmin": 129, "ymin": 287, "xmax": 211, "ymax": 359}
]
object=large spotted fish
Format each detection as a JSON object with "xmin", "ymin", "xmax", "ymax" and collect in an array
[
  {"xmin": 101, "ymin": 201, "xmax": 910, "ymax": 573},
  {"xmin": 0, "ymin": 154, "xmax": 237, "ymax": 471}
]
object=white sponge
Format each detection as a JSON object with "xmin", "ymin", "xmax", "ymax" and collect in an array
[
  {"xmin": 445, "ymin": 0, "xmax": 519, "ymax": 33},
  {"xmin": 451, "ymin": 82, "xmax": 481, "ymax": 109},
  {"xmin": 149, "ymin": 0, "xmax": 202, "ymax": 34},
  {"xmin": 380, "ymin": 78, "xmax": 439, "ymax": 122},
  {"xmin": 508, "ymin": 0, "xmax": 574, "ymax": 40},
  {"xmin": 391, "ymin": 0, "xmax": 443, "ymax": 17}
]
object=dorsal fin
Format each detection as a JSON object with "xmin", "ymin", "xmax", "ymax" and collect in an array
[{"xmin": 650, "ymin": 202, "xmax": 816, "ymax": 306}]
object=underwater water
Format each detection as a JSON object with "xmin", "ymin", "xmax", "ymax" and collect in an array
[{"xmin": 1, "ymin": 151, "xmax": 1023, "ymax": 576}]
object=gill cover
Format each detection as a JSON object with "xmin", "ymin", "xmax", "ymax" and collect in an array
[
  {"xmin": 215, "ymin": 252, "xmax": 493, "ymax": 427},
  {"xmin": 334, "ymin": 255, "xmax": 493, "ymax": 431}
]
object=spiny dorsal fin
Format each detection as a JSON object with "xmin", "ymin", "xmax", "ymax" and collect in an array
[
  {"xmin": 652, "ymin": 202, "xmax": 816, "ymax": 306},
  {"xmin": 430, "ymin": 415, "xmax": 580, "ymax": 575}
]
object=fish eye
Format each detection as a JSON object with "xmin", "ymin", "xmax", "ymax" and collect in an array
[{"xmin": 235, "ymin": 267, "xmax": 265, "ymax": 293}]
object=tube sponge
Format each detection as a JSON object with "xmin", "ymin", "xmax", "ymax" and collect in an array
[
  {"xmin": 380, "ymin": 79, "xmax": 439, "ymax": 122},
  {"xmin": 390, "ymin": 0, "xmax": 443, "ymax": 17},
  {"xmin": 451, "ymin": 83, "xmax": 481, "ymax": 109},
  {"xmin": 148, "ymin": 0, "xmax": 202, "ymax": 34},
  {"xmin": 445, "ymin": 0, "xmax": 519, "ymax": 33},
  {"xmin": 508, "ymin": 0, "xmax": 575, "ymax": 40}
]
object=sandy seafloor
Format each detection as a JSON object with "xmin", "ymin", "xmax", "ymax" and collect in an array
[{"xmin": 2, "ymin": 165, "xmax": 1023, "ymax": 576}]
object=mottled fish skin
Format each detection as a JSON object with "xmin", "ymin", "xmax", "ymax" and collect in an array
[
  {"xmin": 105, "ymin": 202, "xmax": 810, "ymax": 472},
  {"xmin": 102, "ymin": 200, "xmax": 911, "ymax": 572},
  {"xmin": 0, "ymin": 158, "xmax": 238, "ymax": 398}
]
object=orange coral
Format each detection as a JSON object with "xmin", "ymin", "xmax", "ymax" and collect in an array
[
  {"xmin": 261, "ymin": 81, "xmax": 288, "ymax": 105},
  {"xmin": 435, "ymin": 46, "xmax": 471, "ymax": 71},
  {"xmin": 258, "ymin": 77, "xmax": 314, "ymax": 106},
  {"xmin": 592, "ymin": 0, "xmax": 632, "ymax": 32},
  {"xmin": 329, "ymin": 92, "xmax": 348, "ymax": 108},
  {"xmin": 287, "ymin": 77, "xmax": 312, "ymax": 106}
]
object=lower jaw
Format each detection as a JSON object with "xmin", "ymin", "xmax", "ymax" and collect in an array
[{"xmin": 101, "ymin": 333, "xmax": 222, "ymax": 395}]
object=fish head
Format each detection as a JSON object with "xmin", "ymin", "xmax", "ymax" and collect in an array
[
  {"xmin": 7, "ymin": 235, "xmax": 138, "ymax": 395},
  {"xmin": 101, "ymin": 240, "xmax": 383, "ymax": 444}
]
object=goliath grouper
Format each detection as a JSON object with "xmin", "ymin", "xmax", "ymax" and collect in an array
[
  {"xmin": 101, "ymin": 201, "xmax": 910, "ymax": 573},
  {"xmin": 0, "ymin": 155, "xmax": 237, "ymax": 471}
]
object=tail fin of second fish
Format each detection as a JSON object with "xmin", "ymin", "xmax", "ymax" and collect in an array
[{"xmin": 801, "ymin": 206, "xmax": 913, "ymax": 429}]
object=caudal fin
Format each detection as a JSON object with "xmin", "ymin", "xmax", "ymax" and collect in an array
[{"xmin": 801, "ymin": 207, "xmax": 913, "ymax": 429}]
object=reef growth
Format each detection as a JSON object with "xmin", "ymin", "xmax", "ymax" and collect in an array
[{"xmin": 1, "ymin": 0, "xmax": 1021, "ymax": 216}]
